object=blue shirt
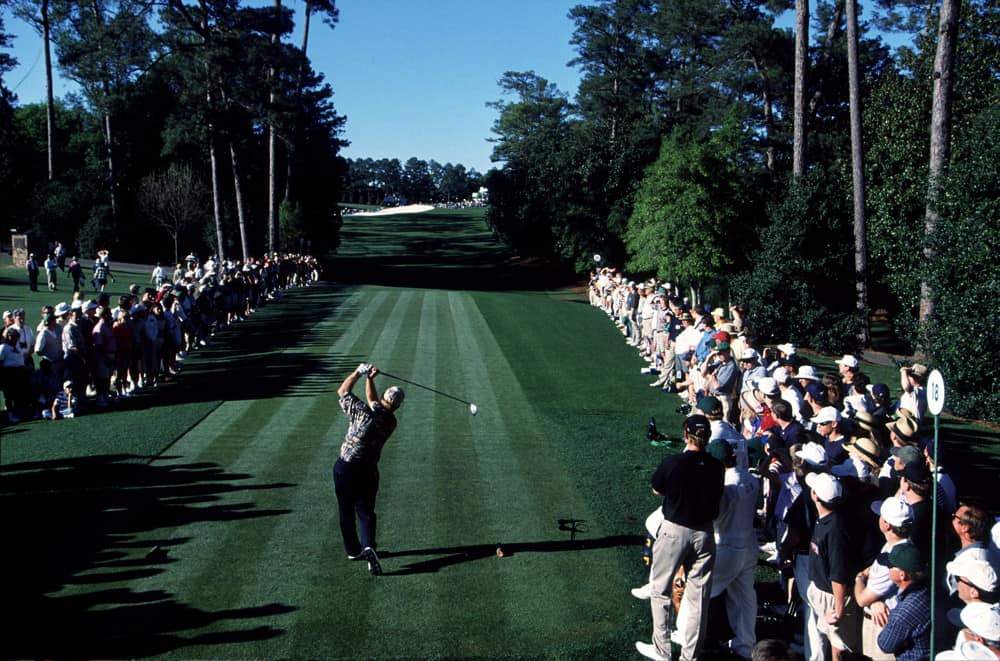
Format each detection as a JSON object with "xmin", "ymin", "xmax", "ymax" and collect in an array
[{"xmin": 877, "ymin": 583, "xmax": 930, "ymax": 661}]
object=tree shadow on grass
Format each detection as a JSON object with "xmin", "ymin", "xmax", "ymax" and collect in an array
[
  {"xmin": 378, "ymin": 535, "xmax": 644, "ymax": 576},
  {"xmin": 0, "ymin": 453, "xmax": 297, "ymax": 657}
]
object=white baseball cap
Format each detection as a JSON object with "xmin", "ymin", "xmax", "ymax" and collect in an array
[
  {"xmin": 795, "ymin": 443, "xmax": 829, "ymax": 468},
  {"xmin": 739, "ymin": 348, "xmax": 760, "ymax": 361},
  {"xmin": 805, "ymin": 472, "xmax": 843, "ymax": 502},
  {"xmin": 947, "ymin": 554, "xmax": 999, "ymax": 593},
  {"xmin": 956, "ymin": 601, "xmax": 1000, "ymax": 641},
  {"xmin": 870, "ymin": 497, "xmax": 914, "ymax": 528},
  {"xmin": 757, "ymin": 377, "xmax": 780, "ymax": 397},
  {"xmin": 812, "ymin": 406, "xmax": 842, "ymax": 425},
  {"xmin": 936, "ymin": 640, "xmax": 998, "ymax": 660},
  {"xmin": 796, "ymin": 365, "xmax": 820, "ymax": 382},
  {"xmin": 776, "ymin": 343, "xmax": 797, "ymax": 355},
  {"xmin": 836, "ymin": 354, "xmax": 860, "ymax": 369}
]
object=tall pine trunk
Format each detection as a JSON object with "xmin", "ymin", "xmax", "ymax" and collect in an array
[
  {"xmin": 230, "ymin": 142, "xmax": 251, "ymax": 261},
  {"xmin": 846, "ymin": 0, "xmax": 869, "ymax": 347},
  {"xmin": 267, "ymin": 0, "xmax": 281, "ymax": 254},
  {"xmin": 793, "ymin": 0, "xmax": 808, "ymax": 177},
  {"xmin": 285, "ymin": 2, "xmax": 313, "ymax": 205},
  {"xmin": 201, "ymin": 0, "xmax": 225, "ymax": 261},
  {"xmin": 42, "ymin": 0, "xmax": 55, "ymax": 180},
  {"xmin": 920, "ymin": 0, "xmax": 960, "ymax": 327}
]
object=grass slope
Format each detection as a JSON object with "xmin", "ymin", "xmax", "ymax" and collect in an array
[{"xmin": 2, "ymin": 209, "xmax": 997, "ymax": 658}]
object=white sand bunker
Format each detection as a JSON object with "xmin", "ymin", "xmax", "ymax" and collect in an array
[{"xmin": 351, "ymin": 204, "xmax": 435, "ymax": 217}]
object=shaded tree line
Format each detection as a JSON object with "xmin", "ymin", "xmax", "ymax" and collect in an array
[
  {"xmin": 340, "ymin": 157, "xmax": 483, "ymax": 206},
  {"xmin": 485, "ymin": 0, "xmax": 999, "ymax": 420},
  {"xmin": 0, "ymin": 0, "xmax": 347, "ymax": 264}
]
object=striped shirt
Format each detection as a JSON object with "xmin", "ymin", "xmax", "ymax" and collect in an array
[{"xmin": 877, "ymin": 584, "xmax": 930, "ymax": 661}]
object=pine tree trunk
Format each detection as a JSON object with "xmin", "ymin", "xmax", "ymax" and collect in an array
[
  {"xmin": 920, "ymin": 0, "xmax": 960, "ymax": 326},
  {"xmin": 230, "ymin": 142, "xmax": 251, "ymax": 261},
  {"xmin": 42, "ymin": 0, "xmax": 55, "ymax": 180},
  {"xmin": 846, "ymin": 0, "xmax": 869, "ymax": 347},
  {"xmin": 793, "ymin": 0, "xmax": 808, "ymax": 177},
  {"xmin": 209, "ymin": 138, "xmax": 225, "ymax": 262},
  {"xmin": 267, "ymin": 0, "xmax": 281, "ymax": 254},
  {"xmin": 102, "ymin": 108, "xmax": 118, "ymax": 220}
]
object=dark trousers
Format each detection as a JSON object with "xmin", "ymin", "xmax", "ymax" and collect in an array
[{"xmin": 333, "ymin": 458, "xmax": 379, "ymax": 556}]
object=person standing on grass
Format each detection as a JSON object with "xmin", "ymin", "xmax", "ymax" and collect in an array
[
  {"xmin": 26, "ymin": 253, "xmax": 39, "ymax": 291},
  {"xmin": 65, "ymin": 256, "xmax": 82, "ymax": 292},
  {"xmin": 334, "ymin": 363, "xmax": 405, "ymax": 576},
  {"xmin": 635, "ymin": 414, "xmax": 724, "ymax": 661}
]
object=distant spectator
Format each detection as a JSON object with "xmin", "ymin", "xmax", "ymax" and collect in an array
[
  {"xmin": 43, "ymin": 380, "xmax": 78, "ymax": 419},
  {"xmin": 26, "ymin": 253, "xmax": 39, "ymax": 291}
]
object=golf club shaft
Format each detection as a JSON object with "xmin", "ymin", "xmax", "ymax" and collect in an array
[{"xmin": 377, "ymin": 370, "xmax": 472, "ymax": 407}]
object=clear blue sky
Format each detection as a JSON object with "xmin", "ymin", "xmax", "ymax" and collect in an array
[
  {"xmin": 3, "ymin": 1, "xmax": 909, "ymax": 174},
  {"xmin": 3, "ymin": 0, "xmax": 587, "ymax": 174}
]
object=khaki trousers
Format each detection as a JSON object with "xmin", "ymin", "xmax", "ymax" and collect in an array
[{"xmin": 649, "ymin": 519, "xmax": 716, "ymax": 660}]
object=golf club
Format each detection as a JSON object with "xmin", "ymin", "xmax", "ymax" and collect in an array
[{"xmin": 377, "ymin": 370, "xmax": 479, "ymax": 416}]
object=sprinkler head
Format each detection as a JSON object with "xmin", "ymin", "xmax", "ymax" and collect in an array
[{"xmin": 469, "ymin": 403, "xmax": 478, "ymax": 416}]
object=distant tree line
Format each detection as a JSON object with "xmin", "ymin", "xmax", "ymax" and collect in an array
[
  {"xmin": 340, "ymin": 157, "xmax": 483, "ymax": 206},
  {"xmin": 485, "ymin": 0, "xmax": 999, "ymax": 421},
  {"xmin": 0, "ymin": 1, "xmax": 347, "ymax": 264}
]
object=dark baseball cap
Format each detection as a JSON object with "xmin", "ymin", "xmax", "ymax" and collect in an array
[
  {"xmin": 902, "ymin": 460, "xmax": 931, "ymax": 484},
  {"xmin": 696, "ymin": 396, "xmax": 723, "ymax": 416},
  {"xmin": 888, "ymin": 543, "xmax": 925, "ymax": 573},
  {"xmin": 684, "ymin": 414, "xmax": 712, "ymax": 441},
  {"xmin": 804, "ymin": 383, "xmax": 826, "ymax": 401},
  {"xmin": 707, "ymin": 438, "xmax": 734, "ymax": 463}
]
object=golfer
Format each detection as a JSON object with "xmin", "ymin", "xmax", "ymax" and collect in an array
[{"xmin": 334, "ymin": 362, "xmax": 405, "ymax": 575}]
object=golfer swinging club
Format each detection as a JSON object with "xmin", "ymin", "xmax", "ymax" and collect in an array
[{"xmin": 334, "ymin": 362, "xmax": 405, "ymax": 575}]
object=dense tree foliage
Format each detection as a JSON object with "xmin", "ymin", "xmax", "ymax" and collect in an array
[
  {"xmin": 483, "ymin": 0, "xmax": 999, "ymax": 420},
  {"xmin": 340, "ymin": 157, "xmax": 481, "ymax": 206},
  {"xmin": 0, "ymin": 0, "xmax": 346, "ymax": 262}
]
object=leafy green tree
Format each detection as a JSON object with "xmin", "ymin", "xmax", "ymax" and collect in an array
[
  {"xmin": 486, "ymin": 71, "xmax": 574, "ymax": 259},
  {"xmin": 625, "ymin": 112, "xmax": 764, "ymax": 301},
  {"xmin": 731, "ymin": 168, "xmax": 861, "ymax": 353}
]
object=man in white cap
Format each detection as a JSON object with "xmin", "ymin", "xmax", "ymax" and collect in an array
[
  {"xmin": 898, "ymin": 363, "xmax": 928, "ymax": 420},
  {"xmin": 806, "ymin": 471, "xmax": 861, "ymax": 660},
  {"xmin": 774, "ymin": 366, "xmax": 806, "ymax": 423},
  {"xmin": 812, "ymin": 407, "xmax": 848, "ymax": 465},
  {"xmin": 855, "ymin": 496, "xmax": 915, "ymax": 660},
  {"xmin": 947, "ymin": 555, "xmax": 999, "ymax": 606},
  {"xmin": 334, "ymin": 362, "xmax": 405, "ymax": 576},
  {"xmin": 937, "ymin": 602, "xmax": 1000, "ymax": 660},
  {"xmin": 738, "ymin": 348, "xmax": 766, "ymax": 395},
  {"xmin": 835, "ymin": 355, "xmax": 865, "ymax": 399},
  {"xmin": 947, "ymin": 502, "xmax": 999, "ymax": 595}
]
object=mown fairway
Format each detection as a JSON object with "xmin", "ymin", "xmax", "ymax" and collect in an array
[
  {"xmin": 3, "ymin": 208, "xmax": 997, "ymax": 659},
  {"xmin": 1, "ymin": 209, "xmax": 684, "ymax": 659}
]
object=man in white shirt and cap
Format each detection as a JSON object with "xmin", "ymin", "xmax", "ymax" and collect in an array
[{"xmin": 855, "ymin": 496, "xmax": 914, "ymax": 660}]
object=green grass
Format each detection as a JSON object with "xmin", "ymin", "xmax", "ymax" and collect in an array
[{"xmin": 1, "ymin": 210, "xmax": 997, "ymax": 658}]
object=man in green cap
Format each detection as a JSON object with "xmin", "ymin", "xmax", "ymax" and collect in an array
[
  {"xmin": 703, "ymin": 342, "xmax": 738, "ymax": 423},
  {"xmin": 877, "ymin": 543, "xmax": 930, "ymax": 661}
]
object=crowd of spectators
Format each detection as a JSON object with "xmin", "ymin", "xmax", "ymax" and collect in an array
[
  {"xmin": 590, "ymin": 267, "xmax": 1000, "ymax": 661},
  {"xmin": 2, "ymin": 252, "xmax": 321, "ymax": 425}
]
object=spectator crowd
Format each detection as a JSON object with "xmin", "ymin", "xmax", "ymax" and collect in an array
[
  {"xmin": 2, "ymin": 252, "xmax": 321, "ymax": 424},
  {"xmin": 589, "ymin": 267, "xmax": 1000, "ymax": 661}
]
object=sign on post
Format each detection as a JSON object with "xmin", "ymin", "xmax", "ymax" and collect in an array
[{"xmin": 928, "ymin": 369, "xmax": 946, "ymax": 416}]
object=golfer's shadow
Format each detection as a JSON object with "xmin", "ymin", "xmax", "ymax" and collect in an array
[{"xmin": 378, "ymin": 533, "xmax": 642, "ymax": 576}]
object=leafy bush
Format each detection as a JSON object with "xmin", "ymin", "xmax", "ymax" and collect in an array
[
  {"xmin": 731, "ymin": 169, "xmax": 862, "ymax": 354},
  {"xmin": 919, "ymin": 106, "xmax": 1000, "ymax": 421}
]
